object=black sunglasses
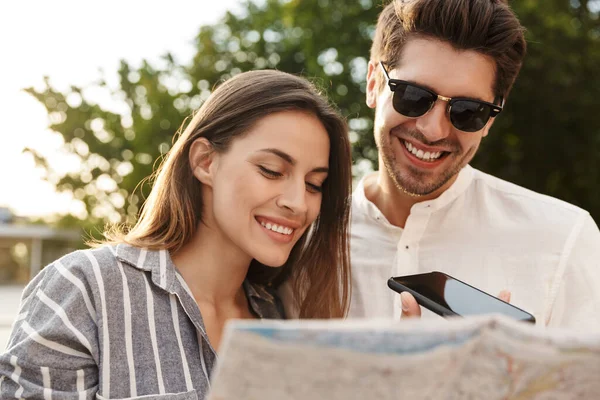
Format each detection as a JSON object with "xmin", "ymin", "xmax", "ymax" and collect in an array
[{"xmin": 379, "ymin": 61, "xmax": 503, "ymax": 133}]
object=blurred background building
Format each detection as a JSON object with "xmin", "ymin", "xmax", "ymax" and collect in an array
[
  {"xmin": 0, "ymin": 207, "xmax": 80, "ymax": 285},
  {"xmin": 0, "ymin": 207, "xmax": 81, "ymax": 349}
]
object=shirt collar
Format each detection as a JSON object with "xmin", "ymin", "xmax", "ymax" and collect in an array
[
  {"xmin": 353, "ymin": 173, "xmax": 383, "ymax": 221},
  {"xmin": 353, "ymin": 164, "xmax": 475, "ymax": 215},
  {"xmin": 243, "ymin": 280, "xmax": 284, "ymax": 319},
  {"xmin": 243, "ymin": 279, "xmax": 274, "ymax": 302},
  {"xmin": 414, "ymin": 164, "xmax": 474, "ymax": 212},
  {"xmin": 115, "ymin": 243, "xmax": 284, "ymax": 318},
  {"xmin": 115, "ymin": 243, "xmax": 177, "ymax": 292}
]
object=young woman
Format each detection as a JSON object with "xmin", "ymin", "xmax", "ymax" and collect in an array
[{"xmin": 0, "ymin": 70, "xmax": 352, "ymax": 399}]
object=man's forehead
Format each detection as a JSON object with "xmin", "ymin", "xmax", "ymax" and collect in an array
[{"xmin": 391, "ymin": 37, "xmax": 497, "ymax": 100}]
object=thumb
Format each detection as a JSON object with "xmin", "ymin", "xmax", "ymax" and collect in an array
[
  {"xmin": 400, "ymin": 292, "xmax": 422, "ymax": 319},
  {"xmin": 498, "ymin": 290, "xmax": 511, "ymax": 303}
]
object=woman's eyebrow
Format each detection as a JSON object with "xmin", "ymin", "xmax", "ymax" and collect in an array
[
  {"xmin": 256, "ymin": 148, "xmax": 329, "ymax": 173},
  {"xmin": 257, "ymin": 148, "xmax": 295, "ymax": 165}
]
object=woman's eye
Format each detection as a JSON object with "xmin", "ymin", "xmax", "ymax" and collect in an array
[
  {"xmin": 306, "ymin": 182, "xmax": 323, "ymax": 193},
  {"xmin": 258, "ymin": 166, "xmax": 283, "ymax": 178}
]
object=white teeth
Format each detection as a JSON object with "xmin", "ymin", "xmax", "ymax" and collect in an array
[
  {"xmin": 404, "ymin": 141, "xmax": 442, "ymax": 161},
  {"xmin": 260, "ymin": 221, "xmax": 294, "ymax": 235}
]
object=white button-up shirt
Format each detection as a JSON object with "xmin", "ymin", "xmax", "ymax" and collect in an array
[{"xmin": 348, "ymin": 165, "xmax": 600, "ymax": 330}]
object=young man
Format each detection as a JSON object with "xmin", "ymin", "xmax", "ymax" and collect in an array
[{"xmin": 348, "ymin": 0, "xmax": 600, "ymax": 329}]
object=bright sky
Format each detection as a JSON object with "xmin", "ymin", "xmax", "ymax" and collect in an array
[{"xmin": 0, "ymin": 0, "xmax": 243, "ymax": 218}]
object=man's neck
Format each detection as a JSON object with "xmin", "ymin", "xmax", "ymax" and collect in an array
[{"xmin": 363, "ymin": 170, "xmax": 456, "ymax": 228}]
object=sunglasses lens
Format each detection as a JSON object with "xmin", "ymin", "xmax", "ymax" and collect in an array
[
  {"xmin": 392, "ymin": 83, "xmax": 435, "ymax": 118},
  {"xmin": 450, "ymin": 101, "xmax": 492, "ymax": 132}
]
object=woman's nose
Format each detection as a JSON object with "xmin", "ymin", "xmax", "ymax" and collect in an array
[{"xmin": 276, "ymin": 180, "xmax": 308, "ymax": 214}]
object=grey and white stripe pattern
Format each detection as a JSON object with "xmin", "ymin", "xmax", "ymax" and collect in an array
[{"xmin": 0, "ymin": 244, "xmax": 284, "ymax": 399}]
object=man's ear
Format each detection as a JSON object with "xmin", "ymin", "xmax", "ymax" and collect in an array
[
  {"xmin": 189, "ymin": 138, "xmax": 216, "ymax": 186},
  {"xmin": 483, "ymin": 96, "xmax": 503, "ymax": 138},
  {"xmin": 366, "ymin": 60, "xmax": 379, "ymax": 109},
  {"xmin": 481, "ymin": 118, "xmax": 496, "ymax": 138}
]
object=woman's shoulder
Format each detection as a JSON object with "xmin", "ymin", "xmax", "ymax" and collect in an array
[
  {"xmin": 22, "ymin": 244, "xmax": 155, "ymax": 314},
  {"xmin": 12, "ymin": 245, "xmax": 122, "ymax": 328},
  {"xmin": 27, "ymin": 245, "xmax": 125, "ymax": 297},
  {"xmin": 49, "ymin": 244, "xmax": 119, "ymax": 275}
]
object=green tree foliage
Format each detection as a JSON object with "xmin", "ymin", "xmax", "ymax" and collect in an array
[
  {"xmin": 478, "ymin": 0, "xmax": 600, "ymax": 216},
  {"xmin": 26, "ymin": 0, "xmax": 600, "ymax": 234}
]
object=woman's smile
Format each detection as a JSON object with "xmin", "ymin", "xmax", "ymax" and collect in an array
[{"xmin": 255, "ymin": 215, "xmax": 302, "ymax": 244}]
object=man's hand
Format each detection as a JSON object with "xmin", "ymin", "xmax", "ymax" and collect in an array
[
  {"xmin": 400, "ymin": 292, "xmax": 421, "ymax": 318},
  {"xmin": 400, "ymin": 290, "xmax": 512, "ymax": 319}
]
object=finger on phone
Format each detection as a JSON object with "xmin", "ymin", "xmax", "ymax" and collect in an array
[
  {"xmin": 498, "ymin": 290, "xmax": 511, "ymax": 303},
  {"xmin": 400, "ymin": 292, "xmax": 421, "ymax": 318}
]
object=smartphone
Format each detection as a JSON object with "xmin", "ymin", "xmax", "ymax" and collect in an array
[{"xmin": 388, "ymin": 271, "xmax": 535, "ymax": 323}]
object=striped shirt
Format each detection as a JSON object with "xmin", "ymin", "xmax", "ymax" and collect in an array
[{"xmin": 0, "ymin": 244, "xmax": 284, "ymax": 399}]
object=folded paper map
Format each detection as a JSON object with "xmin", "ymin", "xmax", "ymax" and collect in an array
[{"xmin": 208, "ymin": 315, "xmax": 600, "ymax": 400}]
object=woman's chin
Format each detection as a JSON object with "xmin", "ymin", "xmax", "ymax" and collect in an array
[{"xmin": 254, "ymin": 252, "xmax": 290, "ymax": 268}]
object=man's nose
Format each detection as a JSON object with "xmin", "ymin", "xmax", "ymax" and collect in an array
[{"xmin": 415, "ymin": 100, "xmax": 453, "ymax": 142}]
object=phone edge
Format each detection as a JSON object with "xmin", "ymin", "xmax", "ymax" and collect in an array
[{"xmin": 387, "ymin": 278, "xmax": 458, "ymax": 318}]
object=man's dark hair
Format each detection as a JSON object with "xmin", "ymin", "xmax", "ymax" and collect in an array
[{"xmin": 371, "ymin": 0, "xmax": 527, "ymax": 98}]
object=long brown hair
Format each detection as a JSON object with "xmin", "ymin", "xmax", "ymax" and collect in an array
[
  {"xmin": 371, "ymin": 0, "xmax": 527, "ymax": 98},
  {"xmin": 104, "ymin": 70, "xmax": 352, "ymax": 319}
]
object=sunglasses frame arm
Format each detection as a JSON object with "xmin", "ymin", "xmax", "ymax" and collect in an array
[
  {"xmin": 491, "ymin": 97, "xmax": 505, "ymax": 117},
  {"xmin": 483, "ymin": 100, "xmax": 503, "ymax": 117}
]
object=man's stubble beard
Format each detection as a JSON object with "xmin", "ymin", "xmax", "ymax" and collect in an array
[{"xmin": 377, "ymin": 127, "xmax": 478, "ymax": 197}]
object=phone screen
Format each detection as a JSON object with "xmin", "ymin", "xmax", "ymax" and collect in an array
[{"xmin": 390, "ymin": 272, "xmax": 535, "ymax": 322}]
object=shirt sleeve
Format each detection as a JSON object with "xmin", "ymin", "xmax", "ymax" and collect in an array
[
  {"xmin": 547, "ymin": 213, "xmax": 600, "ymax": 330},
  {"xmin": 0, "ymin": 256, "xmax": 100, "ymax": 399}
]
